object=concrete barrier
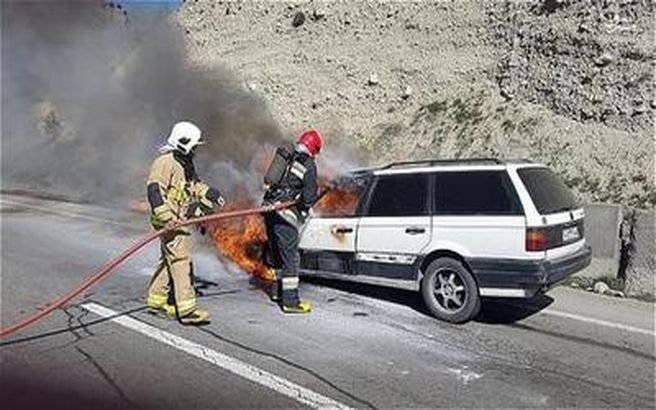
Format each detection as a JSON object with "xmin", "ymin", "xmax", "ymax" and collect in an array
[
  {"xmin": 625, "ymin": 209, "xmax": 655, "ymax": 298},
  {"xmin": 575, "ymin": 204, "xmax": 622, "ymax": 280}
]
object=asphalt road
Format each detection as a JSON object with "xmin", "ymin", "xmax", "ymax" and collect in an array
[{"xmin": 1, "ymin": 194, "xmax": 654, "ymax": 409}]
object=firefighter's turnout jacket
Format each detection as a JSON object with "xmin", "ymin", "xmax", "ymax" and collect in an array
[{"xmin": 147, "ymin": 150, "xmax": 222, "ymax": 228}]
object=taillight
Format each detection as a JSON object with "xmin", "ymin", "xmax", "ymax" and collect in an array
[{"xmin": 526, "ymin": 227, "xmax": 550, "ymax": 251}]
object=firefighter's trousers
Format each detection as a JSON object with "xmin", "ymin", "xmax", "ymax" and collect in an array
[
  {"xmin": 147, "ymin": 227, "xmax": 197, "ymax": 315},
  {"xmin": 264, "ymin": 211, "xmax": 301, "ymax": 305}
]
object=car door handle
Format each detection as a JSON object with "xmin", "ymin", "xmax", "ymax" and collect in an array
[
  {"xmin": 332, "ymin": 226, "xmax": 354, "ymax": 234},
  {"xmin": 405, "ymin": 227, "xmax": 426, "ymax": 235}
]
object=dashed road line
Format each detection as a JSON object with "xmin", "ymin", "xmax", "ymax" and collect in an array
[{"xmin": 81, "ymin": 302, "xmax": 353, "ymax": 410}]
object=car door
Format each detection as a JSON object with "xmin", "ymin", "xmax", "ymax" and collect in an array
[
  {"xmin": 298, "ymin": 174, "xmax": 370, "ymax": 275},
  {"xmin": 355, "ymin": 172, "xmax": 432, "ymax": 280}
]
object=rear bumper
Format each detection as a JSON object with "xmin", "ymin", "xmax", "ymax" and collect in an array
[
  {"xmin": 542, "ymin": 245, "xmax": 592, "ymax": 286},
  {"xmin": 468, "ymin": 245, "xmax": 592, "ymax": 297}
]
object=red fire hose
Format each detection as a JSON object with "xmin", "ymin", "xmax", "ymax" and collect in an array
[{"xmin": 0, "ymin": 202, "xmax": 294, "ymax": 338}]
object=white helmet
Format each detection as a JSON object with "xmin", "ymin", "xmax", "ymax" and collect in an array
[{"xmin": 167, "ymin": 121, "xmax": 203, "ymax": 155}]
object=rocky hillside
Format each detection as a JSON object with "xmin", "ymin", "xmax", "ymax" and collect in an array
[
  {"xmin": 490, "ymin": 0, "xmax": 653, "ymax": 134},
  {"xmin": 176, "ymin": 0, "xmax": 654, "ymax": 208}
]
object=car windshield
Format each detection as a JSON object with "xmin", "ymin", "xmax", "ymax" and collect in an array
[
  {"xmin": 314, "ymin": 173, "xmax": 370, "ymax": 217},
  {"xmin": 518, "ymin": 167, "xmax": 578, "ymax": 214}
]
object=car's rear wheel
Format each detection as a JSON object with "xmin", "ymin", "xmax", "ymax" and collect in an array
[{"xmin": 421, "ymin": 257, "xmax": 480, "ymax": 323}]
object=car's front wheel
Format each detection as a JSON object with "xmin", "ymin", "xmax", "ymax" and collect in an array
[{"xmin": 421, "ymin": 257, "xmax": 481, "ymax": 323}]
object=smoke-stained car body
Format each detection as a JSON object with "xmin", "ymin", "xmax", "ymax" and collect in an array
[{"xmin": 299, "ymin": 159, "xmax": 592, "ymax": 323}]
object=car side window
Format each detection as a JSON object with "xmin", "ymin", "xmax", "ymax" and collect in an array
[
  {"xmin": 434, "ymin": 171, "xmax": 523, "ymax": 215},
  {"xmin": 366, "ymin": 174, "xmax": 430, "ymax": 217}
]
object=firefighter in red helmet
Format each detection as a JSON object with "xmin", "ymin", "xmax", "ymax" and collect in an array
[{"xmin": 263, "ymin": 129, "xmax": 322, "ymax": 313}]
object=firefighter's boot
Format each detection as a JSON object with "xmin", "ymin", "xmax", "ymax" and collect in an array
[
  {"xmin": 146, "ymin": 294, "xmax": 177, "ymax": 320},
  {"xmin": 280, "ymin": 275, "xmax": 310, "ymax": 314},
  {"xmin": 282, "ymin": 299, "xmax": 312, "ymax": 314},
  {"xmin": 177, "ymin": 306, "xmax": 211, "ymax": 325},
  {"xmin": 147, "ymin": 293, "xmax": 172, "ymax": 313}
]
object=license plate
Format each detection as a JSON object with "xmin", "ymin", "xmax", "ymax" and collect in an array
[{"xmin": 562, "ymin": 226, "xmax": 580, "ymax": 242}]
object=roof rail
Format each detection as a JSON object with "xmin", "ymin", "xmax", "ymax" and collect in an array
[{"xmin": 382, "ymin": 158, "xmax": 504, "ymax": 169}]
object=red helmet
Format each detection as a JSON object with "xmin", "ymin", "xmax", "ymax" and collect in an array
[{"xmin": 297, "ymin": 129, "xmax": 323, "ymax": 156}]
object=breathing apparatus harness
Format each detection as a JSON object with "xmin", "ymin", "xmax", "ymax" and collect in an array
[{"xmin": 263, "ymin": 143, "xmax": 310, "ymax": 205}]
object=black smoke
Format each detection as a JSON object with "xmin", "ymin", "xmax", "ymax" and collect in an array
[{"xmin": 1, "ymin": 1, "xmax": 282, "ymax": 203}]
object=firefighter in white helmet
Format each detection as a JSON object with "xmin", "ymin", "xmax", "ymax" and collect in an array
[{"xmin": 146, "ymin": 121, "xmax": 225, "ymax": 324}]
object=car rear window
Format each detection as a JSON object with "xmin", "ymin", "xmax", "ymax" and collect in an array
[
  {"xmin": 517, "ymin": 167, "xmax": 578, "ymax": 214},
  {"xmin": 434, "ymin": 171, "xmax": 523, "ymax": 215},
  {"xmin": 366, "ymin": 174, "xmax": 430, "ymax": 217}
]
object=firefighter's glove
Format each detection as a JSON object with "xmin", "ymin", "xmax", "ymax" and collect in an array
[
  {"xmin": 204, "ymin": 186, "xmax": 225, "ymax": 209},
  {"xmin": 151, "ymin": 205, "xmax": 175, "ymax": 230},
  {"xmin": 190, "ymin": 183, "xmax": 224, "ymax": 209},
  {"xmin": 164, "ymin": 220, "xmax": 179, "ymax": 230},
  {"xmin": 187, "ymin": 202, "xmax": 204, "ymax": 219},
  {"xmin": 186, "ymin": 202, "xmax": 210, "ymax": 235}
]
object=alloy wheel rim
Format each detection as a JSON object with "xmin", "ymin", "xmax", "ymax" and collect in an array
[{"xmin": 433, "ymin": 269, "xmax": 466, "ymax": 313}]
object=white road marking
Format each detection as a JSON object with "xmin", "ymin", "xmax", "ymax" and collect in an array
[
  {"xmin": 540, "ymin": 308, "xmax": 654, "ymax": 337},
  {"xmin": 81, "ymin": 302, "xmax": 353, "ymax": 410}
]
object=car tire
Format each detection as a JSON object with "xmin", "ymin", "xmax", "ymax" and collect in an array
[{"xmin": 421, "ymin": 257, "xmax": 481, "ymax": 323}]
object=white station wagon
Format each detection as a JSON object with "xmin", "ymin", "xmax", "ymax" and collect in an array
[{"xmin": 299, "ymin": 159, "xmax": 592, "ymax": 323}]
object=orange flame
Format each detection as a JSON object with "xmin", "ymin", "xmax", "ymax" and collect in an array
[
  {"xmin": 208, "ymin": 195, "xmax": 274, "ymax": 281},
  {"xmin": 207, "ymin": 185, "xmax": 358, "ymax": 280},
  {"xmin": 314, "ymin": 185, "xmax": 361, "ymax": 217}
]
